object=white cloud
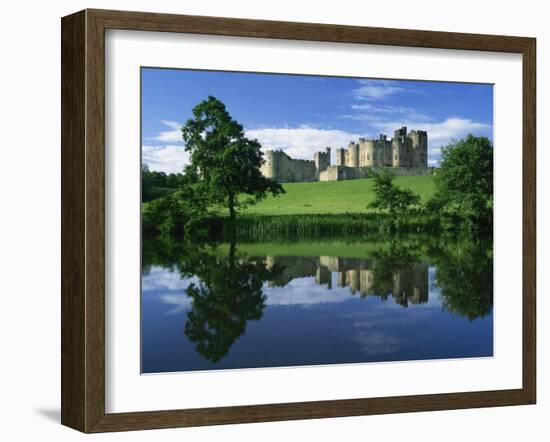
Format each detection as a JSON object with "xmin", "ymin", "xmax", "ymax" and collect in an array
[
  {"xmin": 158, "ymin": 294, "xmax": 193, "ymax": 315},
  {"xmin": 145, "ymin": 122, "xmax": 364, "ymax": 169},
  {"xmin": 246, "ymin": 125, "xmax": 363, "ymax": 160},
  {"xmin": 142, "ymin": 266, "xmax": 191, "ymax": 291},
  {"xmin": 151, "ymin": 120, "xmax": 184, "ymax": 143},
  {"xmin": 351, "ymin": 103, "xmax": 408, "ymax": 113},
  {"xmin": 264, "ymin": 277, "xmax": 355, "ymax": 306},
  {"xmin": 145, "ymin": 122, "xmax": 364, "ymax": 170},
  {"xmin": 142, "ymin": 144, "xmax": 189, "ymax": 174},
  {"xmin": 352, "ymin": 79, "xmax": 405, "ymax": 100},
  {"xmin": 343, "ymin": 103, "xmax": 433, "ymax": 123},
  {"xmin": 354, "ymin": 330, "xmax": 404, "ymax": 356}
]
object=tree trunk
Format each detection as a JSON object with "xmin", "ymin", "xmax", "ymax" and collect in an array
[{"xmin": 228, "ymin": 193, "xmax": 236, "ymax": 222}]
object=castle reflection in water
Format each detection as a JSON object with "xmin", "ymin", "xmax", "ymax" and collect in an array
[{"xmin": 265, "ymin": 256, "xmax": 429, "ymax": 307}]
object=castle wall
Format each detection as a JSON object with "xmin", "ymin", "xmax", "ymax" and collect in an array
[
  {"xmin": 260, "ymin": 150, "xmax": 317, "ymax": 182},
  {"xmin": 319, "ymin": 165, "xmax": 434, "ymax": 181},
  {"xmin": 319, "ymin": 165, "xmax": 370, "ymax": 182},
  {"xmin": 370, "ymin": 166, "xmax": 434, "ymax": 177}
]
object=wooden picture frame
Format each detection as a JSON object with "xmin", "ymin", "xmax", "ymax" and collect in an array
[{"xmin": 61, "ymin": 8, "xmax": 536, "ymax": 433}]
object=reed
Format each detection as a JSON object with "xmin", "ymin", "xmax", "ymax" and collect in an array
[{"xmin": 222, "ymin": 213, "xmax": 430, "ymax": 241}]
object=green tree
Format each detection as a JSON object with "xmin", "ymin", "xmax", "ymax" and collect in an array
[
  {"xmin": 142, "ymin": 172, "xmax": 211, "ymax": 237},
  {"xmin": 429, "ymin": 135, "xmax": 493, "ymax": 233},
  {"xmin": 369, "ymin": 169, "xmax": 421, "ymax": 221},
  {"xmin": 141, "ymin": 165, "xmax": 185, "ymax": 202},
  {"xmin": 181, "ymin": 96, "xmax": 284, "ymax": 222}
]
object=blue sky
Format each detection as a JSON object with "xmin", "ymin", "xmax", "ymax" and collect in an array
[{"xmin": 141, "ymin": 68, "xmax": 493, "ymax": 173}]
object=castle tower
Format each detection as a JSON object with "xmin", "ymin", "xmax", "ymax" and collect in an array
[
  {"xmin": 260, "ymin": 150, "xmax": 277, "ymax": 179},
  {"xmin": 335, "ymin": 148, "xmax": 346, "ymax": 166},
  {"xmin": 408, "ymin": 130, "xmax": 428, "ymax": 168},
  {"xmin": 314, "ymin": 147, "xmax": 331, "ymax": 178},
  {"xmin": 375, "ymin": 134, "xmax": 391, "ymax": 166},
  {"xmin": 385, "ymin": 137, "xmax": 393, "ymax": 166},
  {"xmin": 392, "ymin": 138, "xmax": 403, "ymax": 167},
  {"xmin": 346, "ymin": 141, "xmax": 359, "ymax": 167},
  {"xmin": 392, "ymin": 127, "xmax": 407, "ymax": 167},
  {"xmin": 360, "ymin": 139, "xmax": 375, "ymax": 167}
]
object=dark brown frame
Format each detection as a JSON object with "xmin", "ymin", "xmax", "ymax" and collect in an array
[{"xmin": 61, "ymin": 8, "xmax": 536, "ymax": 433}]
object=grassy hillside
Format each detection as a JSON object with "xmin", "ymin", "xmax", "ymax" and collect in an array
[{"xmin": 240, "ymin": 176, "xmax": 436, "ymax": 216}]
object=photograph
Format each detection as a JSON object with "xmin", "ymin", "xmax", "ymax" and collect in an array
[{"xmin": 140, "ymin": 69, "xmax": 494, "ymax": 374}]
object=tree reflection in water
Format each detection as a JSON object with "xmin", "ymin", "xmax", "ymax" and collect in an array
[
  {"xmin": 179, "ymin": 242, "xmax": 282, "ymax": 362},
  {"xmin": 429, "ymin": 240, "xmax": 493, "ymax": 320}
]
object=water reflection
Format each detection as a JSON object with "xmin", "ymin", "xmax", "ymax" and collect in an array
[
  {"xmin": 265, "ymin": 254, "xmax": 428, "ymax": 307},
  {"xmin": 179, "ymin": 243, "xmax": 283, "ymax": 362},
  {"xmin": 141, "ymin": 236, "xmax": 493, "ymax": 372}
]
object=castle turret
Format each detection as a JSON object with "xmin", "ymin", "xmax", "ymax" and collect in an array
[
  {"xmin": 314, "ymin": 147, "xmax": 331, "ymax": 178},
  {"xmin": 335, "ymin": 148, "xmax": 346, "ymax": 166},
  {"xmin": 392, "ymin": 127, "xmax": 409, "ymax": 167},
  {"xmin": 260, "ymin": 150, "xmax": 277, "ymax": 179},
  {"xmin": 346, "ymin": 141, "xmax": 359, "ymax": 167},
  {"xmin": 392, "ymin": 137, "xmax": 403, "ymax": 167},
  {"xmin": 409, "ymin": 130, "xmax": 428, "ymax": 167},
  {"xmin": 360, "ymin": 139, "xmax": 375, "ymax": 167},
  {"xmin": 376, "ymin": 134, "xmax": 392, "ymax": 166}
]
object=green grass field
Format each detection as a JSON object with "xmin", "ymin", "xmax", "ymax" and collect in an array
[{"xmin": 240, "ymin": 176, "xmax": 435, "ymax": 216}]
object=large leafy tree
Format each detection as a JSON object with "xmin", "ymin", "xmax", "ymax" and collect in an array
[
  {"xmin": 369, "ymin": 169, "xmax": 421, "ymax": 219},
  {"xmin": 181, "ymin": 96, "xmax": 284, "ymax": 222},
  {"xmin": 429, "ymin": 135, "xmax": 493, "ymax": 233}
]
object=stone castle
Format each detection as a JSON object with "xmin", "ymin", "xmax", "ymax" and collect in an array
[{"xmin": 260, "ymin": 126, "xmax": 430, "ymax": 182}]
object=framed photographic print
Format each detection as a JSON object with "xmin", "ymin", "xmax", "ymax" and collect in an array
[{"xmin": 61, "ymin": 9, "xmax": 536, "ymax": 433}]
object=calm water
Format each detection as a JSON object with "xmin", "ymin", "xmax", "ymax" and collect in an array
[{"xmin": 141, "ymin": 237, "xmax": 493, "ymax": 373}]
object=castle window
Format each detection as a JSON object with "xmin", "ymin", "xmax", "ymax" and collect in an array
[{"xmin": 367, "ymin": 154, "xmax": 369, "ymax": 160}]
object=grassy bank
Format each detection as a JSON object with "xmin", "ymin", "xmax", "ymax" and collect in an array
[{"xmin": 238, "ymin": 176, "xmax": 435, "ymax": 216}]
